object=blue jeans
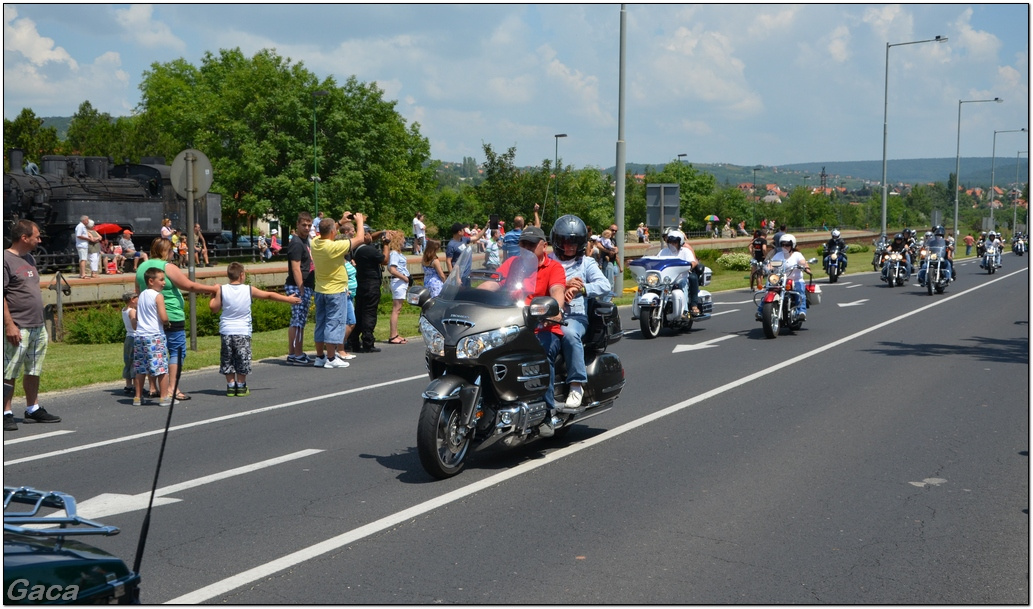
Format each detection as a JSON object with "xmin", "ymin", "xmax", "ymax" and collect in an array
[
  {"xmin": 537, "ymin": 331, "xmax": 561, "ymax": 409},
  {"xmin": 314, "ymin": 292, "xmax": 346, "ymax": 345},
  {"xmin": 560, "ymin": 315, "xmax": 588, "ymax": 385},
  {"xmin": 166, "ymin": 329, "xmax": 186, "ymax": 366}
]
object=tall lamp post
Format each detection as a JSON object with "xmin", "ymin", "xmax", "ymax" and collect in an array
[
  {"xmin": 311, "ymin": 89, "xmax": 328, "ymax": 217},
  {"xmin": 880, "ymin": 35, "xmax": 947, "ymax": 240},
  {"xmin": 752, "ymin": 165, "xmax": 762, "ymax": 226},
  {"xmin": 553, "ymin": 133, "xmax": 567, "ymax": 220},
  {"xmin": 989, "ymin": 127, "xmax": 1026, "ymax": 230},
  {"xmin": 1015, "ymin": 150, "xmax": 1029, "ymax": 233},
  {"xmin": 953, "ymin": 97, "xmax": 1002, "ymax": 238},
  {"xmin": 677, "ymin": 153, "xmax": 687, "ymax": 164}
]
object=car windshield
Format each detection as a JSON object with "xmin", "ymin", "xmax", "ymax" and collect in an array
[{"xmin": 437, "ymin": 246, "xmax": 539, "ymax": 307}]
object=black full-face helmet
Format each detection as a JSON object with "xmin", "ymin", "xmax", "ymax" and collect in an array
[
  {"xmin": 893, "ymin": 233, "xmax": 904, "ymax": 244},
  {"xmin": 934, "ymin": 225, "xmax": 945, "ymax": 237},
  {"xmin": 550, "ymin": 214, "xmax": 588, "ymax": 260}
]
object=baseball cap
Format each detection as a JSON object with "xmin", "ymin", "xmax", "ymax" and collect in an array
[
  {"xmin": 519, "ymin": 226, "xmax": 547, "ymax": 244},
  {"xmin": 123, "ymin": 229, "xmax": 133, "ymax": 235},
  {"xmin": 270, "ymin": 229, "xmax": 278, "ymax": 235}
]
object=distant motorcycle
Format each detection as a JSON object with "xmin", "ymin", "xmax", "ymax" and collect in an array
[
  {"xmin": 629, "ymin": 257, "xmax": 713, "ymax": 338},
  {"xmin": 981, "ymin": 245, "xmax": 1000, "ymax": 274},
  {"xmin": 871, "ymin": 237, "xmax": 888, "ymax": 271},
  {"xmin": 822, "ymin": 244, "xmax": 846, "ymax": 283},
  {"xmin": 918, "ymin": 241, "xmax": 951, "ymax": 295},
  {"xmin": 1013, "ymin": 238, "xmax": 1025, "ymax": 256}
]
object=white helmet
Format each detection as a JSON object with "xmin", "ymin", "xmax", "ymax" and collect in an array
[
  {"xmin": 665, "ymin": 229, "xmax": 686, "ymax": 247},
  {"xmin": 779, "ymin": 234, "xmax": 797, "ymax": 249},
  {"xmin": 831, "ymin": 229, "xmax": 841, "ymax": 239}
]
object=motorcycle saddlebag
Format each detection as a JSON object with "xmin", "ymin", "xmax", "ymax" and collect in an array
[
  {"xmin": 805, "ymin": 283, "xmax": 821, "ymax": 306},
  {"xmin": 586, "ymin": 299, "xmax": 623, "ymax": 346},
  {"xmin": 585, "ymin": 351, "xmax": 625, "ymax": 403}
]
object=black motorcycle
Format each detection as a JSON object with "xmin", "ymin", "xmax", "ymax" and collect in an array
[
  {"xmin": 407, "ymin": 249, "xmax": 625, "ymax": 479},
  {"xmin": 918, "ymin": 241, "xmax": 950, "ymax": 295},
  {"xmin": 822, "ymin": 244, "xmax": 845, "ymax": 283}
]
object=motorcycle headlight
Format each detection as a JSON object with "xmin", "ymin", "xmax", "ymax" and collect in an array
[
  {"xmin": 456, "ymin": 325, "xmax": 520, "ymax": 359},
  {"xmin": 830, "ymin": 253, "xmax": 838, "ymax": 260},
  {"xmin": 767, "ymin": 273, "xmax": 781, "ymax": 285},
  {"xmin": 644, "ymin": 272, "xmax": 660, "ymax": 287},
  {"xmin": 418, "ymin": 316, "xmax": 445, "ymax": 356},
  {"xmin": 930, "ymin": 253, "xmax": 938, "ymax": 260}
]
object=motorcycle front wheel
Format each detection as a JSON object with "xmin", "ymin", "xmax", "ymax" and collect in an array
[
  {"xmin": 639, "ymin": 305, "xmax": 662, "ymax": 339},
  {"xmin": 927, "ymin": 276, "xmax": 933, "ymax": 295},
  {"xmin": 827, "ymin": 264, "xmax": 838, "ymax": 283},
  {"xmin": 417, "ymin": 399, "xmax": 471, "ymax": 479},
  {"xmin": 762, "ymin": 301, "xmax": 780, "ymax": 339}
]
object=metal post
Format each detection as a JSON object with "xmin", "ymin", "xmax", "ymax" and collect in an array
[
  {"xmin": 311, "ymin": 90, "xmax": 328, "ymax": 216},
  {"xmin": 612, "ymin": 4, "xmax": 627, "ymax": 296},
  {"xmin": 881, "ymin": 36, "xmax": 947, "ymax": 241},
  {"xmin": 954, "ymin": 97, "xmax": 1002, "ymax": 238},
  {"xmin": 990, "ymin": 128, "xmax": 1027, "ymax": 231},
  {"xmin": 186, "ymin": 151, "xmax": 197, "ymax": 350},
  {"xmin": 554, "ymin": 133, "xmax": 566, "ymax": 220},
  {"xmin": 1015, "ymin": 151, "xmax": 1029, "ymax": 232}
]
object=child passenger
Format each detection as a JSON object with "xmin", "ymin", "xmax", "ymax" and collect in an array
[{"xmin": 209, "ymin": 262, "xmax": 300, "ymax": 396}]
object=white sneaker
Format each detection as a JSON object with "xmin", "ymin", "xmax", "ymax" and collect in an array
[
  {"xmin": 565, "ymin": 385, "xmax": 584, "ymax": 409},
  {"xmin": 324, "ymin": 356, "xmax": 350, "ymax": 369},
  {"xmin": 313, "ymin": 356, "xmax": 327, "ymax": 368}
]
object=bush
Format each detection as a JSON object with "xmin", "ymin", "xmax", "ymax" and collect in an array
[
  {"xmin": 64, "ymin": 305, "xmax": 127, "ymax": 345},
  {"xmin": 716, "ymin": 252, "xmax": 752, "ymax": 271}
]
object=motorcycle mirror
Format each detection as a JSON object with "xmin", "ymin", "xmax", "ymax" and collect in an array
[
  {"xmin": 806, "ymin": 258, "xmax": 818, "ymax": 263},
  {"xmin": 528, "ymin": 296, "xmax": 560, "ymax": 319},
  {"xmin": 406, "ymin": 285, "xmax": 431, "ymax": 307}
]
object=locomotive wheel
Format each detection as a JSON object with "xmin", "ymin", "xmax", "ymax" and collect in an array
[{"xmin": 417, "ymin": 399, "xmax": 470, "ymax": 479}]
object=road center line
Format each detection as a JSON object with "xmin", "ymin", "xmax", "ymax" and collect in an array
[
  {"xmin": 167, "ymin": 266, "xmax": 1027, "ymax": 604},
  {"xmin": 3, "ymin": 430, "xmax": 75, "ymax": 446},
  {"xmin": 3, "ymin": 376, "xmax": 425, "ymax": 467}
]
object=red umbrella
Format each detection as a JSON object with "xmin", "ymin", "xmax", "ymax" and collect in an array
[{"xmin": 93, "ymin": 223, "xmax": 124, "ymax": 234}]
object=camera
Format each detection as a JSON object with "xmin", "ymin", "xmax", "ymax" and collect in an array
[{"xmin": 344, "ymin": 212, "xmax": 355, "ymax": 221}]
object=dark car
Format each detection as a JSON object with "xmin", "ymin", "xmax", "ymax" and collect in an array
[
  {"xmin": 211, "ymin": 231, "xmax": 258, "ymax": 252},
  {"xmin": 4, "ymin": 487, "xmax": 141, "ymax": 604}
]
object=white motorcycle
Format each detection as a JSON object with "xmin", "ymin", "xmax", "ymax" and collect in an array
[{"xmin": 629, "ymin": 257, "xmax": 713, "ymax": 338}]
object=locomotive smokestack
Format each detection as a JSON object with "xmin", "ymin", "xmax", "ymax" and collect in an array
[{"xmin": 10, "ymin": 148, "xmax": 24, "ymax": 174}]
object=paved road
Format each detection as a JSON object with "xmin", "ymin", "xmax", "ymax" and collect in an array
[{"xmin": 5, "ymin": 253, "xmax": 1028, "ymax": 603}]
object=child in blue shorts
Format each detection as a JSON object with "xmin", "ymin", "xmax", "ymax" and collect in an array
[{"xmin": 133, "ymin": 268, "xmax": 170, "ymax": 406}]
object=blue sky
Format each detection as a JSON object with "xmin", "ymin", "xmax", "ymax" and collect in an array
[{"xmin": 3, "ymin": 4, "xmax": 1029, "ymax": 169}]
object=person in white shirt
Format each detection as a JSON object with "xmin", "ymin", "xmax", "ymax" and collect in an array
[
  {"xmin": 655, "ymin": 229, "xmax": 701, "ymax": 317},
  {"xmin": 74, "ymin": 215, "xmax": 91, "ymax": 279},
  {"xmin": 757, "ymin": 233, "xmax": 811, "ymax": 321},
  {"xmin": 209, "ymin": 262, "xmax": 300, "ymax": 396},
  {"xmin": 412, "ymin": 213, "xmax": 426, "ymax": 255}
]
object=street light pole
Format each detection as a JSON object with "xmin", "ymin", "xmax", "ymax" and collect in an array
[
  {"xmin": 1015, "ymin": 151, "xmax": 1029, "ymax": 233},
  {"xmin": 554, "ymin": 133, "xmax": 567, "ymax": 220},
  {"xmin": 990, "ymin": 128, "xmax": 1026, "ymax": 230},
  {"xmin": 880, "ymin": 35, "xmax": 947, "ymax": 241},
  {"xmin": 311, "ymin": 90, "xmax": 328, "ymax": 217},
  {"xmin": 677, "ymin": 153, "xmax": 686, "ymax": 164},
  {"xmin": 954, "ymin": 97, "xmax": 1002, "ymax": 238}
]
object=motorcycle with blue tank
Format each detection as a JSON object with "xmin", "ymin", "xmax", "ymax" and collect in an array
[
  {"xmin": 754, "ymin": 259, "xmax": 819, "ymax": 339},
  {"xmin": 628, "ymin": 257, "xmax": 713, "ymax": 338},
  {"xmin": 406, "ymin": 248, "xmax": 624, "ymax": 479},
  {"xmin": 822, "ymin": 243, "xmax": 845, "ymax": 283}
]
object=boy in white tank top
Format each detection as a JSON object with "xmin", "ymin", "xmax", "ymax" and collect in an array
[{"xmin": 210, "ymin": 262, "xmax": 301, "ymax": 396}]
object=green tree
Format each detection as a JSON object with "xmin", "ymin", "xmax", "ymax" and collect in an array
[
  {"xmin": 65, "ymin": 101, "xmax": 117, "ymax": 156},
  {"xmin": 3, "ymin": 108, "xmax": 60, "ymax": 170},
  {"xmin": 477, "ymin": 143, "xmax": 525, "ymax": 222}
]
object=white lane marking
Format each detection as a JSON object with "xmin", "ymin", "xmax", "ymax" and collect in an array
[
  {"xmin": 167, "ymin": 266, "xmax": 1028, "ymax": 605},
  {"xmin": 846, "ymin": 283, "xmax": 863, "ymax": 289},
  {"xmin": 3, "ymin": 376, "xmax": 425, "ymax": 467},
  {"xmin": 710, "ymin": 308, "xmax": 739, "ymax": 317},
  {"xmin": 75, "ymin": 450, "xmax": 323, "ymax": 520},
  {"xmin": 716, "ymin": 299, "xmax": 755, "ymax": 305},
  {"xmin": 3, "ymin": 430, "xmax": 75, "ymax": 445},
  {"xmin": 837, "ymin": 299, "xmax": 869, "ymax": 307},
  {"xmin": 672, "ymin": 334, "xmax": 739, "ymax": 353}
]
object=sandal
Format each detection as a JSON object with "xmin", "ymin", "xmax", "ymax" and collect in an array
[
  {"xmin": 387, "ymin": 335, "xmax": 407, "ymax": 345},
  {"xmin": 174, "ymin": 392, "xmax": 191, "ymax": 401}
]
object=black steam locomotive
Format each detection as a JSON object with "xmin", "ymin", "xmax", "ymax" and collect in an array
[{"xmin": 3, "ymin": 148, "xmax": 222, "ymax": 272}]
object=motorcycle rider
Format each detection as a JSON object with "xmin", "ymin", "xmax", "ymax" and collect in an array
[
  {"xmin": 656, "ymin": 229, "xmax": 701, "ymax": 317},
  {"xmin": 822, "ymin": 228, "xmax": 848, "ymax": 274},
  {"xmin": 478, "ymin": 226, "xmax": 567, "ymax": 436},
  {"xmin": 918, "ymin": 225, "xmax": 954, "ymax": 286},
  {"xmin": 885, "ymin": 232, "xmax": 912, "ymax": 280},
  {"xmin": 976, "ymin": 231, "xmax": 987, "ymax": 258},
  {"xmin": 756, "ymin": 234, "xmax": 811, "ymax": 321},
  {"xmin": 548, "ymin": 215, "xmax": 611, "ymax": 411},
  {"xmin": 984, "ymin": 231, "xmax": 1003, "ymax": 268},
  {"xmin": 1013, "ymin": 232, "xmax": 1026, "ymax": 254}
]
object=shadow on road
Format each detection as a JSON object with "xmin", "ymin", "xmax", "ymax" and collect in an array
[{"xmin": 862, "ymin": 336, "xmax": 1029, "ymax": 365}]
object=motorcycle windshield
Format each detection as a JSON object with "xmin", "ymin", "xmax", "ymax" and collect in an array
[
  {"xmin": 437, "ymin": 246, "xmax": 539, "ymax": 306},
  {"xmin": 924, "ymin": 239, "xmax": 947, "ymax": 258}
]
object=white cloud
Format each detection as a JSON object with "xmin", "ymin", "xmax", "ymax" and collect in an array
[
  {"xmin": 952, "ymin": 8, "xmax": 1001, "ymax": 60},
  {"xmin": 826, "ymin": 26, "xmax": 851, "ymax": 63},
  {"xmin": 113, "ymin": 4, "xmax": 185, "ymax": 52},
  {"xmin": 862, "ymin": 4, "xmax": 914, "ymax": 41},
  {"xmin": 4, "ymin": 5, "xmax": 77, "ymax": 68},
  {"xmin": 538, "ymin": 44, "xmax": 611, "ymax": 126},
  {"xmin": 748, "ymin": 6, "xmax": 799, "ymax": 39}
]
